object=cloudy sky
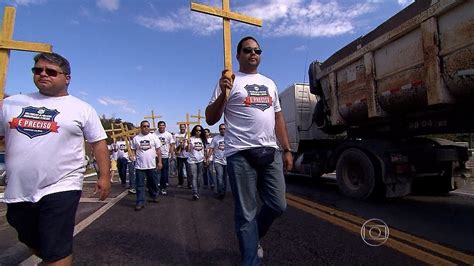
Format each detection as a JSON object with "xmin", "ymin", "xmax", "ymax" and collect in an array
[{"xmin": 2, "ymin": 0, "xmax": 413, "ymax": 132}]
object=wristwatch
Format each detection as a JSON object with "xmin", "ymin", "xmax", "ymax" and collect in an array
[{"xmin": 283, "ymin": 148, "xmax": 293, "ymax": 153}]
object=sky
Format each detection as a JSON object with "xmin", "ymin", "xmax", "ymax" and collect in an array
[{"xmin": 1, "ymin": 0, "xmax": 414, "ymax": 133}]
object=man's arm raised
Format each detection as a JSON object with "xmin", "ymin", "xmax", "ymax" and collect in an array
[{"xmin": 206, "ymin": 70, "xmax": 233, "ymax": 125}]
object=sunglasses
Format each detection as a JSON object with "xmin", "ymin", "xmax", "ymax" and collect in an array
[
  {"xmin": 242, "ymin": 47, "xmax": 262, "ymax": 55},
  {"xmin": 219, "ymin": 128, "xmax": 226, "ymax": 130},
  {"xmin": 31, "ymin": 67, "xmax": 67, "ymax": 77},
  {"xmin": 141, "ymin": 125, "xmax": 150, "ymax": 128}
]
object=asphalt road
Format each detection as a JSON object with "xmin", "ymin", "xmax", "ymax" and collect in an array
[{"xmin": 1, "ymin": 173, "xmax": 473, "ymax": 265}]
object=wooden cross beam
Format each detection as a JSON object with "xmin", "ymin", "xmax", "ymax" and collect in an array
[
  {"xmin": 191, "ymin": 0, "xmax": 262, "ymax": 97},
  {"xmin": 0, "ymin": 6, "xmax": 52, "ymax": 99},
  {"xmin": 109, "ymin": 123, "xmax": 140, "ymax": 158},
  {"xmin": 176, "ymin": 113, "xmax": 201, "ymax": 138},
  {"xmin": 105, "ymin": 123, "xmax": 122, "ymax": 143},
  {"xmin": 144, "ymin": 110, "xmax": 162, "ymax": 130},
  {"xmin": 190, "ymin": 109, "xmax": 205, "ymax": 125}
]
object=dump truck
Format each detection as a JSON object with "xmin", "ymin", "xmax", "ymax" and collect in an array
[{"xmin": 279, "ymin": 0, "xmax": 473, "ymax": 198}]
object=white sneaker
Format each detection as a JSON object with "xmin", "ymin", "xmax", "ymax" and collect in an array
[
  {"xmin": 161, "ymin": 189, "xmax": 167, "ymax": 195},
  {"xmin": 128, "ymin": 188, "xmax": 136, "ymax": 194},
  {"xmin": 257, "ymin": 243, "xmax": 264, "ymax": 259}
]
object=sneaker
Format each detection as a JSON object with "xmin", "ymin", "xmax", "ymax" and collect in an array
[
  {"xmin": 161, "ymin": 189, "xmax": 167, "ymax": 195},
  {"xmin": 134, "ymin": 205, "xmax": 144, "ymax": 211},
  {"xmin": 177, "ymin": 185, "xmax": 183, "ymax": 188},
  {"xmin": 192, "ymin": 194, "xmax": 199, "ymax": 200},
  {"xmin": 257, "ymin": 243, "xmax": 264, "ymax": 259},
  {"xmin": 165, "ymin": 183, "xmax": 169, "ymax": 187},
  {"xmin": 128, "ymin": 188, "xmax": 136, "ymax": 194}
]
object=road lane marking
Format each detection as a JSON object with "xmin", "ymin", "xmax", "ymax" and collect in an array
[
  {"xmin": 79, "ymin": 198, "xmax": 113, "ymax": 203},
  {"xmin": 20, "ymin": 189, "xmax": 128, "ymax": 266},
  {"xmin": 451, "ymin": 191, "xmax": 474, "ymax": 197},
  {"xmin": 286, "ymin": 193, "xmax": 474, "ymax": 265}
]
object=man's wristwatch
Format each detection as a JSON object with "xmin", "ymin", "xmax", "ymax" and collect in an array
[{"xmin": 283, "ymin": 148, "xmax": 293, "ymax": 153}]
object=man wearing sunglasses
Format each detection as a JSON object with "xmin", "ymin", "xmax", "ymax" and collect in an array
[
  {"xmin": 206, "ymin": 36, "xmax": 293, "ymax": 265},
  {"xmin": 130, "ymin": 120, "xmax": 163, "ymax": 211},
  {"xmin": 0, "ymin": 52, "xmax": 110, "ymax": 265}
]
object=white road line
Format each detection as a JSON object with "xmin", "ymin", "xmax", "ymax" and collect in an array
[
  {"xmin": 20, "ymin": 190, "xmax": 128, "ymax": 265},
  {"xmin": 451, "ymin": 191, "xmax": 474, "ymax": 197},
  {"xmin": 79, "ymin": 198, "xmax": 112, "ymax": 203}
]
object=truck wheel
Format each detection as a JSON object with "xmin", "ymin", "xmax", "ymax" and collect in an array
[{"xmin": 336, "ymin": 148, "xmax": 376, "ymax": 199}]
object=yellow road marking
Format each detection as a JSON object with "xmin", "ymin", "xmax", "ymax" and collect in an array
[{"xmin": 287, "ymin": 193, "xmax": 474, "ymax": 265}]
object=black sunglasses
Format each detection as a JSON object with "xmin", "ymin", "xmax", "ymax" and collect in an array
[
  {"xmin": 31, "ymin": 67, "xmax": 67, "ymax": 77},
  {"xmin": 219, "ymin": 128, "xmax": 226, "ymax": 130},
  {"xmin": 141, "ymin": 125, "xmax": 150, "ymax": 128},
  {"xmin": 242, "ymin": 47, "xmax": 262, "ymax": 55}
]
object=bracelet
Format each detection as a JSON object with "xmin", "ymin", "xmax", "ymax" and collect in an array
[{"xmin": 283, "ymin": 148, "xmax": 293, "ymax": 153}]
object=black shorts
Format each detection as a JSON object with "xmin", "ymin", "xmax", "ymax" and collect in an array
[{"xmin": 6, "ymin": 190, "xmax": 81, "ymax": 262}]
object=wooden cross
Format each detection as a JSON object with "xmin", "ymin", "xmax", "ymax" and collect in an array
[
  {"xmin": 176, "ymin": 113, "xmax": 200, "ymax": 138},
  {"xmin": 190, "ymin": 109, "xmax": 205, "ymax": 125},
  {"xmin": 190, "ymin": 0, "xmax": 262, "ymax": 97},
  {"xmin": 105, "ymin": 122, "xmax": 123, "ymax": 143},
  {"xmin": 109, "ymin": 123, "xmax": 140, "ymax": 158},
  {"xmin": 144, "ymin": 110, "xmax": 161, "ymax": 130},
  {"xmin": 0, "ymin": 6, "xmax": 52, "ymax": 99}
]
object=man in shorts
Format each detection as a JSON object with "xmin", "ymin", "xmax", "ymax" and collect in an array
[{"xmin": 0, "ymin": 52, "xmax": 111, "ymax": 265}]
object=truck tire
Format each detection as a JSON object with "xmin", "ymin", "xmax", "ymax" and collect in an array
[{"xmin": 336, "ymin": 148, "xmax": 376, "ymax": 199}]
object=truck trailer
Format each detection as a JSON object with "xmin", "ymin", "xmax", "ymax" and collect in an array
[{"xmin": 279, "ymin": 0, "xmax": 473, "ymax": 198}]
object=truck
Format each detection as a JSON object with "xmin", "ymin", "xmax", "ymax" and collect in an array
[{"xmin": 279, "ymin": 0, "xmax": 473, "ymax": 199}]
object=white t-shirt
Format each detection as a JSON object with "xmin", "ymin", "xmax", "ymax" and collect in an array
[
  {"xmin": 131, "ymin": 133, "xmax": 161, "ymax": 170},
  {"xmin": 207, "ymin": 137, "xmax": 213, "ymax": 161},
  {"xmin": 209, "ymin": 71, "xmax": 281, "ymax": 157},
  {"xmin": 187, "ymin": 136, "xmax": 205, "ymax": 164},
  {"xmin": 210, "ymin": 134, "xmax": 226, "ymax": 165},
  {"xmin": 116, "ymin": 140, "xmax": 129, "ymax": 160},
  {"xmin": 0, "ymin": 92, "xmax": 106, "ymax": 203},
  {"xmin": 174, "ymin": 132, "xmax": 187, "ymax": 158},
  {"xmin": 155, "ymin": 131, "xmax": 175, "ymax": 158}
]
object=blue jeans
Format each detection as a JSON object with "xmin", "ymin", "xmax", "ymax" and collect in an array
[
  {"xmin": 159, "ymin": 158, "xmax": 169, "ymax": 188},
  {"xmin": 227, "ymin": 151, "xmax": 287, "ymax": 266},
  {"xmin": 177, "ymin": 157, "xmax": 187, "ymax": 186},
  {"xmin": 128, "ymin": 161, "xmax": 136, "ymax": 189},
  {"xmin": 117, "ymin": 157, "xmax": 128, "ymax": 185},
  {"xmin": 203, "ymin": 164, "xmax": 216, "ymax": 187},
  {"xmin": 188, "ymin": 162, "xmax": 203, "ymax": 195},
  {"xmin": 214, "ymin": 162, "xmax": 227, "ymax": 195},
  {"xmin": 135, "ymin": 168, "xmax": 159, "ymax": 206}
]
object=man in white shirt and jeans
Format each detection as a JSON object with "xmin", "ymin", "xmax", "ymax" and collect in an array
[
  {"xmin": 131, "ymin": 120, "xmax": 162, "ymax": 211},
  {"xmin": 155, "ymin": 121, "xmax": 175, "ymax": 195},
  {"xmin": 207, "ymin": 123, "xmax": 227, "ymax": 199},
  {"xmin": 206, "ymin": 36, "xmax": 293, "ymax": 265}
]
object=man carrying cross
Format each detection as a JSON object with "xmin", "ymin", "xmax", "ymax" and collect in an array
[{"xmin": 206, "ymin": 36, "xmax": 293, "ymax": 265}]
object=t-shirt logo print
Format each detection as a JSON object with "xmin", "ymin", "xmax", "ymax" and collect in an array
[
  {"xmin": 9, "ymin": 106, "xmax": 60, "ymax": 139},
  {"xmin": 159, "ymin": 137, "xmax": 166, "ymax": 145},
  {"xmin": 244, "ymin": 84, "xmax": 273, "ymax": 111},
  {"xmin": 140, "ymin": 140, "xmax": 151, "ymax": 151}
]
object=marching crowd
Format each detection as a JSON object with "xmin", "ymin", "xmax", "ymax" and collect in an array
[
  {"xmin": 1, "ymin": 36, "xmax": 293, "ymax": 265},
  {"xmin": 108, "ymin": 120, "xmax": 228, "ymax": 210}
]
